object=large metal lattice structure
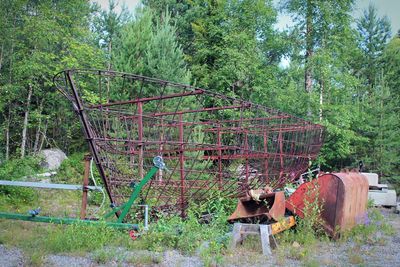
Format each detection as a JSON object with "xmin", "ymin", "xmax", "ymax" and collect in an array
[{"xmin": 54, "ymin": 69, "xmax": 324, "ymax": 216}]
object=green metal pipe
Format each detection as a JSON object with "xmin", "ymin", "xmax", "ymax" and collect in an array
[
  {"xmin": 117, "ymin": 166, "xmax": 158, "ymax": 223},
  {"xmin": 0, "ymin": 212, "xmax": 138, "ymax": 230}
]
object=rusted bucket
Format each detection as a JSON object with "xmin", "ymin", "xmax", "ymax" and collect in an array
[
  {"xmin": 228, "ymin": 191, "xmax": 285, "ymax": 223},
  {"xmin": 286, "ymin": 172, "xmax": 369, "ymax": 237}
]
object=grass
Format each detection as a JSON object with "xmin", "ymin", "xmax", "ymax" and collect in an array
[
  {"xmin": 0, "ymin": 180, "xmax": 235, "ymax": 266},
  {"xmin": 0, "ymin": 154, "xmax": 398, "ymax": 266},
  {"xmin": 0, "ymin": 165, "xmax": 134, "ymax": 266},
  {"xmin": 340, "ymin": 208, "xmax": 395, "ymax": 245}
]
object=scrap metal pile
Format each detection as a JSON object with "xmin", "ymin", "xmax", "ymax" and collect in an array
[{"xmin": 54, "ymin": 69, "xmax": 325, "ymax": 218}]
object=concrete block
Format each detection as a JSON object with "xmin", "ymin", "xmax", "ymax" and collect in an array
[
  {"xmin": 368, "ymin": 190, "xmax": 397, "ymax": 207},
  {"xmin": 362, "ymin": 172, "xmax": 379, "ymax": 186}
]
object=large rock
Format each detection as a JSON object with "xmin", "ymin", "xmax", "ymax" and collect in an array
[{"xmin": 39, "ymin": 148, "xmax": 67, "ymax": 170}]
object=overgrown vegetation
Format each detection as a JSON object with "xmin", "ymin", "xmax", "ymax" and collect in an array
[
  {"xmin": 276, "ymin": 182, "xmax": 327, "ymax": 262},
  {"xmin": 130, "ymin": 193, "xmax": 235, "ymax": 265},
  {"xmin": 0, "ymin": 220, "xmax": 132, "ymax": 266},
  {"xmin": 52, "ymin": 152, "xmax": 85, "ymax": 184},
  {"xmin": 341, "ymin": 208, "xmax": 395, "ymax": 245},
  {"xmin": 0, "ymin": 156, "xmax": 42, "ymax": 207}
]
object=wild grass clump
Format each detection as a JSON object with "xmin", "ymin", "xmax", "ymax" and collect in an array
[
  {"xmin": 341, "ymin": 207, "xmax": 395, "ymax": 245},
  {"xmin": 44, "ymin": 222, "xmax": 124, "ymax": 253}
]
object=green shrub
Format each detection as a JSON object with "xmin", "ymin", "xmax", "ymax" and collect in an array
[
  {"xmin": 0, "ymin": 156, "xmax": 42, "ymax": 206},
  {"xmin": 52, "ymin": 152, "xmax": 86, "ymax": 184},
  {"xmin": 280, "ymin": 181, "xmax": 326, "ymax": 246},
  {"xmin": 0, "ymin": 156, "xmax": 42, "ymax": 180}
]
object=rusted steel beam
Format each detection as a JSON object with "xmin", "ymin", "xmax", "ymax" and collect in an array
[
  {"xmin": 65, "ymin": 71, "xmax": 117, "ymax": 213},
  {"xmin": 89, "ymin": 90, "xmax": 204, "ymax": 108}
]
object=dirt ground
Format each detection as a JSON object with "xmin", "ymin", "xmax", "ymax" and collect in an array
[{"xmin": 1, "ymin": 208, "xmax": 399, "ymax": 267}]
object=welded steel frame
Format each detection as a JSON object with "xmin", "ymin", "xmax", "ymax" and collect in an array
[{"xmin": 54, "ymin": 69, "xmax": 325, "ymax": 217}]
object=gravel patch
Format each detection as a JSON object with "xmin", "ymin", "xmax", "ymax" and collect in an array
[
  {"xmin": 162, "ymin": 250, "xmax": 202, "ymax": 267},
  {"xmin": 44, "ymin": 255, "xmax": 93, "ymax": 267},
  {"xmin": 0, "ymin": 245, "xmax": 24, "ymax": 267}
]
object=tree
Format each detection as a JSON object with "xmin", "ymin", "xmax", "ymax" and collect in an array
[
  {"xmin": 189, "ymin": 0, "xmax": 283, "ymax": 100},
  {"xmin": 93, "ymin": 0, "xmax": 130, "ymax": 71},
  {"xmin": 351, "ymin": 5, "xmax": 397, "ymax": 179},
  {"xmin": 370, "ymin": 32, "xmax": 400, "ymax": 185},
  {"xmin": 281, "ymin": 0, "xmax": 367, "ymax": 169},
  {"xmin": 113, "ymin": 7, "xmax": 190, "ymax": 83},
  {"xmin": 142, "ymin": 0, "xmax": 200, "ymax": 57},
  {"xmin": 0, "ymin": 0, "xmax": 105, "ymax": 160},
  {"xmin": 382, "ymin": 32, "xmax": 400, "ymax": 99},
  {"xmin": 356, "ymin": 4, "xmax": 391, "ymax": 90}
]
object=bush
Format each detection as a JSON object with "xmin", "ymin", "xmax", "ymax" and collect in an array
[
  {"xmin": 52, "ymin": 152, "xmax": 86, "ymax": 184},
  {"xmin": 0, "ymin": 156, "xmax": 42, "ymax": 180},
  {"xmin": 0, "ymin": 156, "xmax": 42, "ymax": 206}
]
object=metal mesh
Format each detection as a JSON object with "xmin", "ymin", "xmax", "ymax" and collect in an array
[{"xmin": 54, "ymin": 69, "xmax": 324, "ymax": 216}]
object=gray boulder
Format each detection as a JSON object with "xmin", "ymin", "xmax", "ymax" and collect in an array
[{"xmin": 39, "ymin": 148, "xmax": 67, "ymax": 170}]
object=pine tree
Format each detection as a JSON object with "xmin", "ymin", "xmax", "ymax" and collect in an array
[
  {"xmin": 113, "ymin": 8, "xmax": 190, "ymax": 83},
  {"xmin": 356, "ymin": 4, "xmax": 391, "ymax": 90},
  {"xmin": 282, "ymin": 0, "xmax": 366, "ymax": 169}
]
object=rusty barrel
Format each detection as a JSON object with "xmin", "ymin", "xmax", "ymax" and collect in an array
[{"xmin": 286, "ymin": 172, "xmax": 369, "ymax": 237}]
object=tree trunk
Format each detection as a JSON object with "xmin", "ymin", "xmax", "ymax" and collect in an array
[
  {"xmin": 21, "ymin": 84, "xmax": 33, "ymax": 158},
  {"xmin": 0, "ymin": 43, "xmax": 4, "ymax": 72},
  {"xmin": 33, "ymin": 99, "xmax": 44, "ymax": 153},
  {"xmin": 5, "ymin": 105, "xmax": 11, "ymax": 161},
  {"xmin": 8, "ymin": 13, "xmax": 16, "ymax": 84},
  {"xmin": 305, "ymin": 0, "xmax": 313, "ymax": 117},
  {"xmin": 38, "ymin": 120, "xmax": 48, "ymax": 152},
  {"xmin": 319, "ymin": 79, "xmax": 324, "ymax": 122}
]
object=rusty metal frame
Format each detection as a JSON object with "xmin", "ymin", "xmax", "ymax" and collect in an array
[{"xmin": 54, "ymin": 69, "xmax": 325, "ymax": 217}]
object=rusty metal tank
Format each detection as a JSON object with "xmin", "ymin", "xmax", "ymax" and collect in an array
[{"xmin": 286, "ymin": 172, "xmax": 369, "ymax": 237}]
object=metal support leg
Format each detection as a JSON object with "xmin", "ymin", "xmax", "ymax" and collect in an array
[
  {"xmin": 231, "ymin": 223, "xmax": 243, "ymax": 249},
  {"xmin": 260, "ymin": 225, "xmax": 272, "ymax": 256},
  {"xmin": 230, "ymin": 223, "xmax": 274, "ymax": 256},
  {"xmin": 80, "ymin": 155, "xmax": 91, "ymax": 220}
]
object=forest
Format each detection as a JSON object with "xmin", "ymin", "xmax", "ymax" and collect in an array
[{"xmin": 0, "ymin": 0, "xmax": 399, "ymax": 186}]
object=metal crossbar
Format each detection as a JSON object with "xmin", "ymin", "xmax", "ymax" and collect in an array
[{"xmin": 0, "ymin": 180, "xmax": 103, "ymax": 191}]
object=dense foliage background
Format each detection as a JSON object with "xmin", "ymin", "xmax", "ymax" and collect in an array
[{"xmin": 0, "ymin": 0, "xmax": 398, "ymax": 185}]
